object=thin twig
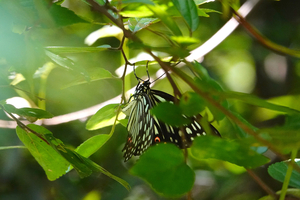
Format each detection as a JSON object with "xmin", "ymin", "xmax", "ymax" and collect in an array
[{"xmin": 247, "ymin": 169, "xmax": 278, "ymax": 199}]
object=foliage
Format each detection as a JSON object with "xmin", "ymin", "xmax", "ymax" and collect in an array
[{"xmin": 0, "ymin": 0, "xmax": 300, "ymax": 199}]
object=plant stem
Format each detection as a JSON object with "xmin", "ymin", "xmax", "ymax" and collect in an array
[{"xmin": 279, "ymin": 149, "xmax": 298, "ymax": 200}]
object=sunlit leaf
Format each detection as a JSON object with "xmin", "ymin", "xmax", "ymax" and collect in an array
[
  {"xmin": 45, "ymin": 45, "xmax": 111, "ymax": 53},
  {"xmin": 45, "ymin": 50, "xmax": 90, "ymax": 79},
  {"xmin": 194, "ymin": 0, "xmax": 216, "ymax": 5},
  {"xmin": 75, "ymin": 134, "xmax": 110, "ymax": 158},
  {"xmin": 130, "ymin": 144, "xmax": 194, "ymax": 197},
  {"xmin": 3, "ymin": 104, "xmax": 54, "ymax": 119},
  {"xmin": 120, "ymin": 5, "xmax": 154, "ymax": 17},
  {"xmin": 172, "ymin": 0, "xmax": 199, "ymax": 31},
  {"xmin": 170, "ymin": 36, "xmax": 200, "ymax": 45},
  {"xmin": 120, "ymin": 0, "xmax": 154, "ymax": 4},
  {"xmin": 128, "ymin": 17, "xmax": 158, "ymax": 33},
  {"xmin": 146, "ymin": 4, "xmax": 182, "ymax": 36},
  {"xmin": 191, "ymin": 136, "xmax": 270, "ymax": 168},
  {"xmin": 62, "ymin": 68, "xmax": 118, "ymax": 89},
  {"xmin": 86, "ymin": 104, "xmax": 121, "ymax": 130}
]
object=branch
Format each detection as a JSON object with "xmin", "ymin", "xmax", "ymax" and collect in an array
[{"xmin": 232, "ymin": 9, "xmax": 300, "ymax": 58}]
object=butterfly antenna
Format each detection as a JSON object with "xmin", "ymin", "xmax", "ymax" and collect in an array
[
  {"xmin": 151, "ymin": 61, "xmax": 181, "ymax": 83},
  {"xmin": 152, "ymin": 72, "xmax": 166, "ymax": 83},
  {"xmin": 146, "ymin": 61, "xmax": 150, "ymax": 81},
  {"xmin": 133, "ymin": 63, "xmax": 143, "ymax": 81}
]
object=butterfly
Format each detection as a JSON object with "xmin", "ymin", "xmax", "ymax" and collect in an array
[{"xmin": 122, "ymin": 72, "xmax": 220, "ymax": 161}]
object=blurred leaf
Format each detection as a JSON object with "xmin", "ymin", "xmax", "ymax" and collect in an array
[
  {"xmin": 95, "ymin": 0, "xmax": 105, "ymax": 5},
  {"xmin": 62, "ymin": 68, "xmax": 118, "ymax": 89},
  {"xmin": 230, "ymin": 111, "xmax": 259, "ymax": 138},
  {"xmin": 120, "ymin": 0, "xmax": 154, "ymax": 4},
  {"xmin": 285, "ymin": 114, "xmax": 300, "ymax": 129},
  {"xmin": 222, "ymin": 91, "xmax": 300, "ymax": 115},
  {"xmin": 146, "ymin": 4, "xmax": 182, "ymax": 36},
  {"xmin": 199, "ymin": 8, "xmax": 222, "ymax": 15},
  {"xmin": 194, "ymin": 0, "xmax": 216, "ymax": 5},
  {"xmin": 86, "ymin": 104, "xmax": 119, "ymax": 130},
  {"xmin": 46, "ymin": 45, "xmax": 112, "ymax": 53},
  {"xmin": 128, "ymin": 17, "xmax": 158, "ymax": 33},
  {"xmin": 49, "ymin": 3, "xmax": 87, "ymax": 27},
  {"xmin": 172, "ymin": 0, "xmax": 199, "ymax": 31},
  {"xmin": 259, "ymin": 189, "xmax": 300, "ymax": 200},
  {"xmin": 259, "ymin": 128, "xmax": 300, "ymax": 152},
  {"xmin": 191, "ymin": 136, "xmax": 270, "ymax": 168},
  {"xmin": 130, "ymin": 143, "xmax": 194, "ymax": 197},
  {"xmin": 180, "ymin": 92, "xmax": 206, "ymax": 117},
  {"xmin": 170, "ymin": 36, "xmax": 200, "ymax": 45},
  {"xmin": 16, "ymin": 125, "xmax": 70, "ymax": 181},
  {"xmin": 120, "ymin": 5, "xmax": 154, "ymax": 17},
  {"xmin": 268, "ymin": 160, "xmax": 300, "ymax": 188},
  {"xmin": 75, "ymin": 134, "xmax": 110, "ymax": 158},
  {"xmin": 151, "ymin": 102, "xmax": 190, "ymax": 126},
  {"xmin": 3, "ymin": 104, "xmax": 54, "ymax": 119},
  {"xmin": 45, "ymin": 50, "xmax": 90, "ymax": 79},
  {"xmin": 0, "ymin": 146, "xmax": 26, "ymax": 150}
]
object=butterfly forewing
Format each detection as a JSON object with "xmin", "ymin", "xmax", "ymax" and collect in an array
[{"xmin": 123, "ymin": 92, "xmax": 154, "ymax": 161}]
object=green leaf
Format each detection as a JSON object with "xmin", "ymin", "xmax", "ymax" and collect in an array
[
  {"xmin": 128, "ymin": 17, "xmax": 158, "ymax": 33},
  {"xmin": 120, "ymin": 0, "xmax": 154, "ymax": 5},
  {"xmin": 221, "ymin": 91, "xmax": 300, "ymax": 115},
  {"xmin": 180, "ymin": 92, "xmax": 206, "ymax": 117},
  {"xmin": 42, "ymin": 126, "xmax": 130, "ymax": 190},
  {"xmin": 86, "ymin": 104, "xmax": 119, "ymax": 130},
  {"xmin": 170, "ymin": 36, "xmax": 200, "ymax": 46},
  {"xmin": 45, "ymin": 45, "xmax": 111, "ymax": 54},
  {"xmin": 49, "ymin": 3, "xmax": 87, "ymax": 27},
  {"xmin": 194, "ymin": 0, "xmax": 215, "ymax": 5},
  {"xmin": 62, "ymin": 68, "xmax": 117, "ymax": 89},
  {"xmin": 146, "ymin": 4, "xmax": 182, "ymax": 36},
  {"xmin": 45, "ymin": 50, "xmax": 90, "ymax": 80},
  {"xmin": 259, "ymin": 128, "xmax": 300, "ymax": 152},
  {"xmin": 191, "ymin": 136, "xmax": 270, "ymax": 168},
  {"xmin": 172, "ymin": 0, "xmax": 199, "ymax": 31},
  {"xmin": 75, "ymin": 134, "xmax": 110, "ymax": 158},
  {"xmin": 151, "ymin": 102, "xmax": 190, "ymax": 126},
  {"xmin": 119, "ymin": 5, "xmax": 154, "ymax": 17},
  {"xmin": 268, "ymin": 160, "xmax": 300, "ymax": 188},
  {"xmin": 3, "ymin": 104, "xmax": 54, "ymax": 120},
  {"xmin": 130, "ymin": 144, "xmax": 194, "ymax": 197},
  {"xmin": 16, "ymin": 125, "xmax": 70, "ymax": 181}
]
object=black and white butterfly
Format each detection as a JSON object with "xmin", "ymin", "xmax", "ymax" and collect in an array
[{"xmin": 122, "ymin": 70, "xmax": 220, "ymax": 161}]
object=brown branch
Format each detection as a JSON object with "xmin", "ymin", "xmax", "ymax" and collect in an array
[{"xmin": 247, "ymin": 169, "xmax": 278, "ymax": 199}]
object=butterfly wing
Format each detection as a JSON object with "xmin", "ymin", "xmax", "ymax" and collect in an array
[
  {"xmin": 122, "ymin": 94, "xmax": 154, "ymax": 161},
  {"xmin": 122, "ymin": 83, "xmax": 220, "ymax": 161},
  {"xmin": 150, "ymin": 89, "xmax": 220, "ymax": 147}
]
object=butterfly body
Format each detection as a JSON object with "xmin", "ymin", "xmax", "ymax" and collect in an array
[{"xmin": 122, "ymin": 79, "xmax": 219, "ymax": 161}]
